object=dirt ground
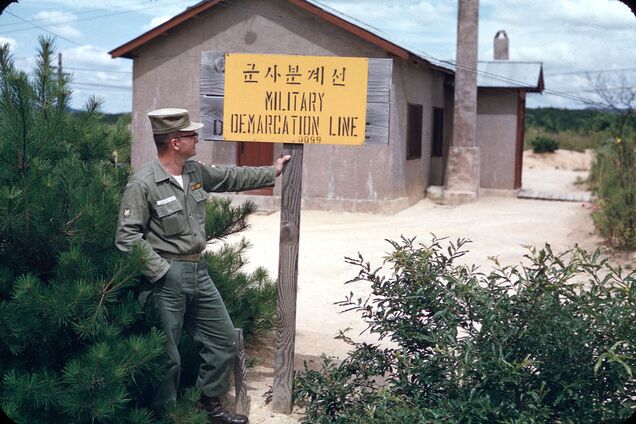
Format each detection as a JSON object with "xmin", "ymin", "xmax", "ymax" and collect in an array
[{"xmin": 217, "ymin": 148, "xmax": 618, "ymax": 423}]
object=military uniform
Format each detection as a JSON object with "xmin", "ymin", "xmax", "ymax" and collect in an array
[{"xmin": 115, "ymin": 157, "xmax": 275, "ymax": 408}]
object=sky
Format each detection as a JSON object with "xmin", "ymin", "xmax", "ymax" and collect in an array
[{"xmin": 0, "ymin": 0, "xmax": 634, "ymax": 114}]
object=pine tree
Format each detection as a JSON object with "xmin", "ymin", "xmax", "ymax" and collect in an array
[
  {"xmin": 0, "ymin": 37, "xmax": 278, "ymax": 423},
  {"xmin": 0, "ymin": 36, "xmax": 167, "ymax": 423}
]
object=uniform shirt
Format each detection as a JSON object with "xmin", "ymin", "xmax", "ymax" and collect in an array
[{"xmin": 115, "ymin": 158, "xmax": 276, "ymax": 283}]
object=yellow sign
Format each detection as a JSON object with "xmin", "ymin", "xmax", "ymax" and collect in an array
[{"xmin": 223, "ymin": 53, "xmax": 368, "ymax": 145}]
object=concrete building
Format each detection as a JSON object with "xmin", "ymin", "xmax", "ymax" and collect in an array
[{"xmin": 110, "ymin": 0, "xmax": 544, "ymax": 213}]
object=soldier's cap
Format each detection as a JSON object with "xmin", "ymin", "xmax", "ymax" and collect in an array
[{"xmin": 148, "ymin": 108, "xmax": 204, "ymax": 135}]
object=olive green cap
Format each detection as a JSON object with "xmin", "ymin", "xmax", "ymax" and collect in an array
[{"xmin": 148, "ymin": 108, "xmax": 204, "ymax": 135}]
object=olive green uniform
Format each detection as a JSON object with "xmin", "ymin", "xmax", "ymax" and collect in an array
[{"xmin": 115, "ymin": 158, "xmax": 275, "ymax": 407}]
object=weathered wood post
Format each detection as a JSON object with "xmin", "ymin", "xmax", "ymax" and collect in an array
[
  {"xmin": 233, "ymin": 328, "xmax": 248, "ymax": 415},
  {"xmin": 272, "ymin": 143, "xmax": 303, "ymax": 413}
]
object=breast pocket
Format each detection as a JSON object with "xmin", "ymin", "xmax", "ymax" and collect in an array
[
  {"xmin": 191, "ymin": 188, "xmax": 208, "ymax": 203},
  {"xmin": 190, "ymin": 189, "xmax": 208, "ymax": 226},
  {"xmin": 155, "ymin": 202, "xmax": 185, "ymax": 236}
]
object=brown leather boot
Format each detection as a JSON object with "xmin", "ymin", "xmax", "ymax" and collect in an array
[{"xmin": 197, "ymin": 395, "xmax": 249, "ymax": 424}]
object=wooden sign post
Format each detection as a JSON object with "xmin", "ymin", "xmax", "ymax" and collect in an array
[
  {"xmin": 201, "ymin": 51, "xmax": 391, "ymax": 415},
  {"xmin": 272, "ymin": 142, "xmax": 303, "ymax": 413},
  {"xmin": 223, "ymin": 52, "xmax": 368, "ymax": 414}
]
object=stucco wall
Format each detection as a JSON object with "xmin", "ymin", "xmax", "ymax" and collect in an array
[
  {"xmin": 476, "ymin": 89, "xmax": 518, "ymax": 190},
  {"xmin": 129, "ymin": 0, "xmax": 447, "ymax": 212},
  {"xmin": 391, "ymin": 61, "xmax": 446, "ymax": 204}
]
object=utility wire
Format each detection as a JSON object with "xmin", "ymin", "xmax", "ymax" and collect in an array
[
  {"xmin": 545, "ymin": 67, "xmax": 636, "ymax": 76},
  {"xmin": 4, "ymin": 11, "xmax": 83, "ymax": 47},
  {"xmin": 9, "ymin": 0, "xmax": 628, "ymax": 109},
  {"xmin": 65, "ymin": 66, "xmax": 131, "ymax": 74},
  {"xmin": 562, "ymin": 86, "xmax": 636, "ymax": 94},
  {"xmin": 216, "ymin": 0, "xmax": 610, "ymax": 108},
  {"xmin": 1, "ymin": 0, "xmax": 189, "ymax": 35},
  {"xmin": 70, "ymin": 81, "xmax": 131, "ymax": 90}
]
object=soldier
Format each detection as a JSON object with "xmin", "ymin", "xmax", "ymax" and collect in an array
[{"xmin": 115, "ymin": 108, "xmax": 290, "ymax": 424}]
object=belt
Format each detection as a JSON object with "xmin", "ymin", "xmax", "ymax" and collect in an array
[{"xmin": 160, "ymin": 252, "xmax": 203, "ymax": 262}]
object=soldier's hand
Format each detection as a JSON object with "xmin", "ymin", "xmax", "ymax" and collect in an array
[{"xmin": 275, "ymin": 155, "xmax": 292, "ymax": 177}]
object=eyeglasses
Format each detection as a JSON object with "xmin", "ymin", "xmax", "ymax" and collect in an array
[{"xmin": 178, "ymin": 132, "xmax": 198, "ymax": 140}]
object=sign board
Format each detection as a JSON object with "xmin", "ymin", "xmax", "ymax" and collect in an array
[
  {"xmin": 223, "ymin": 53, "xmax": 368, "ymax": 145},
  {"xmin": 200, "ymin": 52, "xmax": 392, "ymax": 145}
]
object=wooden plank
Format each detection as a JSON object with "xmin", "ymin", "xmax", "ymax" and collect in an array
[
  {"xmin": 272, "ymin": 143, "xmax": 303, "ymax": 414},
  {"xmin": 367, "ymin": 58, "xmax": 392, "ymax": 103},
  {"xmin": 200, "ymin": 52, "xmax": 392, "ymax": 145},
  {"xmin": 200, "ymin": 51, "xmax": 225, "ymax": 96},
  {"xmin": 233, "ymin": 328, "xmax": 249, "ymax": 416},
  {"xmin": 200, "ymin": 95, "xmax": 224, "ymax": 141},
  {"xmin": 365, "ymin": 102, "xmax": 390, "ymax": 145}
]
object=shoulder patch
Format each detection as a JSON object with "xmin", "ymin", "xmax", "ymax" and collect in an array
[{"xmin": 123, "ymin": 208, "xmax": 131, "ymax": 218}]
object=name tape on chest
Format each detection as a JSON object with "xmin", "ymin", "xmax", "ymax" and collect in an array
[{"xmin": 157, "ymin": 196, "xmax": 177, "ymax": 206}]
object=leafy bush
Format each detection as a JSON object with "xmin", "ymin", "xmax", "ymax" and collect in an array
[
  {"xmin": 294, "ymin": 237, "xmax": 636, "ymax": 423},
  {"xmin": 590, "ymin": 136, "xmax": 636, "ymax": 250},
  {"xmin": 531, "ymin": 135, "xmax": 560, "ymax": 153},
  {"xmin": 204, "ymin": 198, "xmax": 277, "ymax": 338}
]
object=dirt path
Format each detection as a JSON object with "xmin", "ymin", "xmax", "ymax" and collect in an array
[{"xmin": 218, "ymin": 149, "xmax": 604, "ymax": 423}]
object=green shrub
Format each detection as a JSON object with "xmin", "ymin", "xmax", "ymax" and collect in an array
[
  {"xmin": 203, "ymin": 198, "xmax": 277, "ymax": 338},
  {"xmin": 531, "ymin": 135, "xmax": 560, "ymax": 153},
  {"xmin": 591, "ymin": 136, "xmax": 636, "ymax": 250},
  {"xmin": 294, "ymin": 237, "xmax": 636, "ymax": 423},
  {"xmin": 0, "ymin": 37, "xmax": 275, "ymax": 422}
]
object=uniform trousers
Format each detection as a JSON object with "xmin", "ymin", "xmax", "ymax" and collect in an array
[{"xmin": 151, "ymin": 257, "xmax": 237, "ymax": 408}]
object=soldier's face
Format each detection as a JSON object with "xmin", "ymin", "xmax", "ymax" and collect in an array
[{"xmin": 176, "ymin": 132, "xmax": 198, "ymax": 158}]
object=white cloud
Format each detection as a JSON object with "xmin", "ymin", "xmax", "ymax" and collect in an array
[
  {"xmin": 13, "ymin": 0, "xmax": 632, "ymax": 112},
  {"xmin": 33, "ymin": 10, "xmax": 82, "ymax": 39},
  {"xmin": 31, "ymin": 0, "xmax": 192, "ymax": 18},
  {"xmin": 0, "ymin": 36, "xmax": 18, "ymax": 50},
  {"xmin": 61, "ymin": 45, "xmax": 132, "ymax": 102},
  {"xmin": 63, "ymin": 44, "xmax": 114, "ymax": 66},
  {"xmin": 143, "ymin": 15, "xmax": 172, "ymax": 31}
]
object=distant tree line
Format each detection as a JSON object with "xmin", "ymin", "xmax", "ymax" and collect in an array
[
  {"xmin": 525, "ymin": 107, "xmax": 636, "ymax": 151},
  {"xmin": 526, "ymin": 107, "xmax": 636, "ymax": 136}
]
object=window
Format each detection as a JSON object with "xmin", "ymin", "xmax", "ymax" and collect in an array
[
  {"xmin": 431, "ymin": 107, "xmax": 444, "ymax": 157},
  {"xmin": 406, "ymin": 103, "xmax": 423, "ymax": 159}
]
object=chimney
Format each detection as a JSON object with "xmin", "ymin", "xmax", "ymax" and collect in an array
[
  {"xmin": 443, "ymin": 0, "xmax": 480, "ymax": 204},
  {"xmin": 494, "ymin": 30, "xmax": 509, "ymax": 60}
]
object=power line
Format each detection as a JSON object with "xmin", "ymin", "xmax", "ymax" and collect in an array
[
  {"xmin": 0, "ymin": 0, "xmax": 186, "ymax": 32},
  {"xmin": 66, "ymin": 66, "xmax": 131, "ymax": 74},
  {"xmin": 562, "ymin": 86, "xmax": 636, "ymax": 94},
  {"xmin": 4, "ymin": 11, "xmax": 83, "ymax": 47},
  {"xmin": 545, "ymin": 67, "xmax": 636, "ymax": 76},
  {"xmin": 216, "ymin": 0, "xmax": 609, "ymax": 108},
  {"xmin": 70, "ymin": 81, "xmax": 131, "ymax": 90},
  {"xmin": 8, "ymin": 0, "xmax": 623, "ymax": 109}
]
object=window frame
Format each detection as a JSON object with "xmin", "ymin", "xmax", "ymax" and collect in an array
[
  {"xmin": 406, "ymin": 103, "xmax": 423, "ymax": 160},
  {"xmin": 431, "ymin": 107, "xmax": 444, "ymax": 158}
]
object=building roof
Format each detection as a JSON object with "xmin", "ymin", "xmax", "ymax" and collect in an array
[
  {"xmin": 477, "ymin": 61, "xmax": 544, "ymax": 92},
  {"xmin": 109, "ymin": 0, "xmax": 454, "ymax": 73},
  {"xmin": 109, "ymin": 0, "xmax": 543, "ymax": 92}
]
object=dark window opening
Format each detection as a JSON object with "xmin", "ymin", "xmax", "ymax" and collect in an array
[
  {"xmin": 431, "ymin": 107, "xmax": 444, "ymax": 157},
  {"xmin": 406, "ymin": 103, "xmax": 423, "ymax": 159}
]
